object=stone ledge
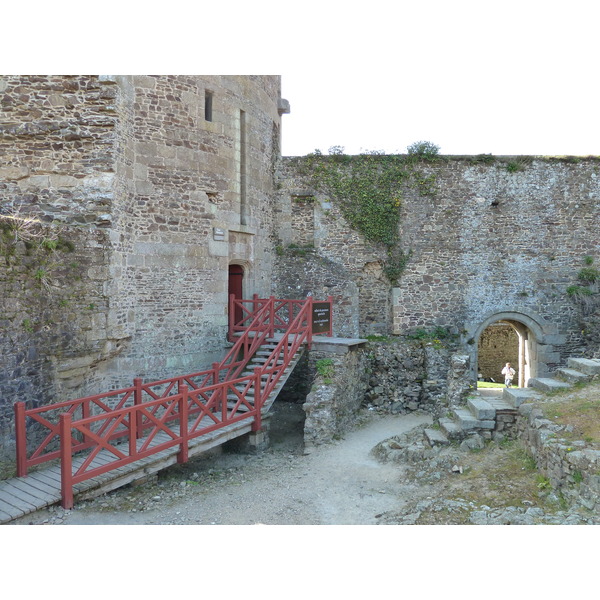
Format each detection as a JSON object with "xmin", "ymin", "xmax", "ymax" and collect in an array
[{"xmin": 310, "ymin": 337, "xmax": 368, "ymax": 354}]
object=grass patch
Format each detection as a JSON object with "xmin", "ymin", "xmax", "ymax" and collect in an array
[
  {"xmin": 541, "ymin": 383, "xmax": 600, "ymax": 444},
  {"xmin": 477, "ymin": 381, "xmax": 505, "ymax": 389}
]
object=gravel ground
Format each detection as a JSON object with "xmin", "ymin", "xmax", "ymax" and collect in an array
[
  {"xmin": 6, "ymin": 400, "xmax": 597, "ymax": 599},
  {"xmin": 9, "ymin": 398, "xmax": 600, "ymax": 527},
  {"xmin": 10, "ymin": 404, "xmax": 432, "ymax": 526}
]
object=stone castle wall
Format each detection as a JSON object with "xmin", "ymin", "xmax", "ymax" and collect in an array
[
  {"xmin": 275, "ymin": 157, "xmax": 391, "ymax": 336},
  {"xmin": 0, "ymin": 75, "xmax": 285, "ymax": 460},
  {"xmin": 277, "ymin": 156, "xmax": 600, "ymax": 373}
]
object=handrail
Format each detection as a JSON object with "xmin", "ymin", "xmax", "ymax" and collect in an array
[
  {"xmin": 14, "ymin": 301, "xmax": 274, "ymax": 477},
  {"xmin": 14, "ymin": 295, "xmax": 334, "ymax": 508},
  {"xmin": 255, "ymin": 297, "xmax": 313, "ymax": 410},
  {"xmin": 59, "ymin": 373, "xmax": 262, "ymax": 508}
]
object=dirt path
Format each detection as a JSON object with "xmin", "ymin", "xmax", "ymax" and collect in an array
[
  {"xmin": 10, "ymin": 395, "xmax": 600, "ymax": 527},
  {"xmin": 10, "ymin": 406, "xmax": 432, "ymax": 526}
]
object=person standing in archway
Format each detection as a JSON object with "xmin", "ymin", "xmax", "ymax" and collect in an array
[{"xmin": 501, "ymin": 362, "xmax": 516, "ymax": 388}]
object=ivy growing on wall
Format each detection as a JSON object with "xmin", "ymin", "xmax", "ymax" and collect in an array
[{"xmin": 301, "ymin": 146, "xmax": 438, "ymax": 284}]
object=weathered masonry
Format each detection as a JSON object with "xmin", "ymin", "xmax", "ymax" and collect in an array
[
  {"xmin": 0, "ymin": 75, "xmax": 289, "ymax": 459},
  {"xmin": 1, "ymin": 75, "xmax": 599, "ymax": 465},
  {"xmin": 275, "ymin": 155, "xmax": 600, "ymax": 381}
]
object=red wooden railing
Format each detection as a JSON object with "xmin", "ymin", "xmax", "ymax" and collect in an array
[
  {"xmin": 228, "ymin": 294, "xmax": 333, "ymax": 341},
  {"xmin": 14, "ymin": 295, "xmax": 333, "ymax": 509}
]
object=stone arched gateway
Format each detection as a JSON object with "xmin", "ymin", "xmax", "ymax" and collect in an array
[{"xmin": 464, "ymin": 310, "xmax": 566, "ymax": 388}]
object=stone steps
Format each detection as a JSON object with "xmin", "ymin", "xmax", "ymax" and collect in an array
[
  {"xmin": 528, "ymin": 377, "xmax": 572, "ymax": 393},
  {"xmin": 502, "ymin": 387, "xmax": 541, "ymax": 408},
  {"xmin": 568, "ymin": 357, "xmax": 600, "ymax": 376},
  {"xmin": 424, "ymin": 428, "xmax": 450, "ymax": 446},
  {"xmin": 439, "ymin": 418, "xmax": 462, "ymax": 439},
  {"xmin": 424, "ymin": 355, "xmax": 598, "ymax": 449},
  {"xmin": 555, "ymin": 367, "xmax": 591, "ymax": 384}
]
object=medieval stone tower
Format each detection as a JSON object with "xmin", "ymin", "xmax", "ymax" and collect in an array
[{"xmin": 0, "ymin": 75, "xmax": 289, "ymax": 457}]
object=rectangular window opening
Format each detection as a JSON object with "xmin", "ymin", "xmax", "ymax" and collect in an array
[
  {"xmin": 240, "ymin": 109, "xmax": 247, "ymax": 225},
  {"xmin": 205, "ymin": 91, "xmax": 213, "ymax": 122}
]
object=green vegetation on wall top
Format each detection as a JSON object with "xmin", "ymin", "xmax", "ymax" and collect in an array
[{"xmin": 302, "ymin": 143, "xmax": 439, "ymax": 284}]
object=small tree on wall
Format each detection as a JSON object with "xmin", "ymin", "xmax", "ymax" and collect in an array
[{"xmin": 406, "ymin": 141, "xmax": 440, "ymax": 160}]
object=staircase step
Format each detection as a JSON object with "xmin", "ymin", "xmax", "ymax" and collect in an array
[
  {"xmin": 485, "ymin": 396, "xmax": 515, "ymax": 412},
  {"xmin": 424, "ymin": 428, "xmax": 450, "ymax": 446},
  {"xmin": 555, "ymin": 368, "xmax": 591, "ymax": 384},
  {"xmin": 502, "ymin": 387, "xmax": 542, "ymax": 408},
  {"xmin": 241, "ymin": 368, "xmax": 292, "ymax": 379},
  {"xmin": 529, "ymin": 378, "xmax": 571, "ymax": 393},
  {"xmin": 567, "ymin": 357, "xmax": 600, "ymax": 376},
  {"xmin": 467, "ymin": 398, "xmax": 496, "ymax": 420},
  {"xmin": 439, "ymin": 418, "xmax": 462, "ymax": 438},
  {"xmin": 453, "ymin": 408, "xmax": 494, "ymax": 430}
]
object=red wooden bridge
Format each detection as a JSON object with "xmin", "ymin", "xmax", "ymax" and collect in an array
[{"xmin": 0, "ymin": 296, "xmax": 333, "ymax": 523}]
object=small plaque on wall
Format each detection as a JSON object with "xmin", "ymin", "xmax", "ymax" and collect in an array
[
  {"xmin": 312, "ymin": 302, "xmax": 331, "ymax": 334},
  {"xmin": 213, "ymin": 228, "xmax": 225, "ymax": 241}
]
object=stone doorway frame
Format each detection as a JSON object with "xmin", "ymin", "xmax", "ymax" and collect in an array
[{"xmin": 464, "ymin": 310, "xmax": 565, "ymax": 388}]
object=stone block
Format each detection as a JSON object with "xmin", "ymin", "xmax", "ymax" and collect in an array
[
  {"xmin": 467, "ymin": 398, "xmax": 496, "ymax": 420},
  {"xmin": 440, "ymin": 418, "xmax": 462, "ymax": 438},
  {"xmin": 425, "ymin": 428, "xmax": 449, "ymax": 446},
  {"xmin": 555, "ymin": 368, "xmax": 590, "ymax": 384},
  {"xmin": 568, "ymin": 357, "xmax": 600, "ymax": 376},
  {"xmin": 503, "ymin": 387, "xmax": 541, "ymax": 408},
  {"xmin": 454, "ymin": 408, "xmax": 478, "ymax": 430},
  {"xmin": 529, "ymin": 378, "xmax": 571, "ymax": 393}
]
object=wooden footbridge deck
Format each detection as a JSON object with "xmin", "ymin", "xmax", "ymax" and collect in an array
[
  {"xmin": 1, "ymin": 296, "xmax": 341, "ymax": 524},
  {"xmin": 0, "ymin": 414, "xmax": 256, "ymax": 523}
]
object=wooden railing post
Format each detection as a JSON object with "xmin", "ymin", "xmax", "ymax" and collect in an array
[
  {"xmin": 133, "ymin": 377, "xmax": 143, "ymax": 439},
  {"xmin": 14, "ymin": 401, "xmax": 28, "ymax": 477},
  {"xmin": 307, "ymin": 296, "xmax": 313, "ymax": 350},
  {"xmin": 129, "ymin": 402, "xmax": 138, "ymax": 458},
  {"xmin": 269, "ymin": 296, "xmax": 275, "ymax": 338},
  {"xmin": 229, "ymin": 293, "xmax": 235, "ymax": 341},
  {"xmin": 251, "ymin": 367, "xmax": 262, "ymax": 432},
  {"xmin": 59, "ymin": 413, "xmax": 74, "ymax": 510},
  {"xmin": 81, "ymin": 399, "xmax": 90, "ymax": 445},
  {"xmin": 178, "ymin": 385, "xmax": 189, "ymax": 464},
  {"xmin": 212, "ymin": 363, "xmax": 221, "ymax": 413}
]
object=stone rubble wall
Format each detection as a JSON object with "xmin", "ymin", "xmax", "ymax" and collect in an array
[
  {"xmin": 302, "ymin": 340, "xmax": 469, "ymax": 447},
  {"xmin": 271, "ymin": 249, "xmax": 360, "ymax": 338},
  {"xmin": 275, "ymin": 157, "xmax": 392, "ymax": 336},
  {"xmin": 302, "ymin": 348, "xmax": 370, "ymax": 448},
  {"xmin": 516, "ymin": 403, "xmax": 600, "ymax": 511},
  {"xmin": 277, "ymin": 156, "xmax": 600, "ymax": 362}
]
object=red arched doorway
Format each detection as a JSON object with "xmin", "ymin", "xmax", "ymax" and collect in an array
[{"xmin": 228, "ymin": 264, "xmax": 244, "ymax": 326}]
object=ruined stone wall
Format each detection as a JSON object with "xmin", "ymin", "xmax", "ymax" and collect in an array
[
  {"xmin": 0, "ymin": 76, "xmax": 124, "ymax": 457},
  {"xmin": 302, "ymin": 339, "xmax": 469, "ymax": 447},
  {"xmin": 394, "ymin": 158, "xmax": 600, "ymax": 365},
  {"xmin": 0, "ymin": 75, "xmax": 284, "ymax": 461},
  {"xmin": 303, "ymin": 348, "xmax": 370, "ymax": 447},
  {"xmin": 278, "ymin": 156, "xmax": 600, "ymax": 368},
  {"xmin": 275, "ymin": 158, "xmax": 391, "ymax": 336},
  {"xmin": 271, "ymin": 248, "xmax": 359, "ymax": 338}
]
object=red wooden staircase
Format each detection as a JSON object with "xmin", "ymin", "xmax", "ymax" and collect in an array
[{"xmin": 0, "ymin": 296, "xmax": 332, "ymax": 521}]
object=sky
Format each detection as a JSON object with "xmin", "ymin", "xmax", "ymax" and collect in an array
[
  {"xmin": 278, "ymin": 1, "xmax": 600, "ymax": 157},
  {"xmin": 5, "ymin": 1, "xmax": 599, "ymax": 159}
]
